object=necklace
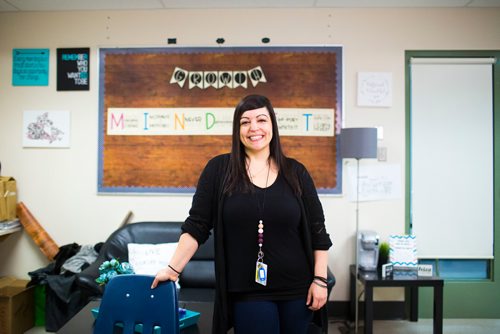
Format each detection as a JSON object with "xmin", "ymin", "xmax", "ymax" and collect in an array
[
  {"xmin": 247, "ymin": 161, "xmax": 268, "ymax": 179},
  {"xmin": 248, "ymin": 160, "xmax": 270, "ymax": 286}
]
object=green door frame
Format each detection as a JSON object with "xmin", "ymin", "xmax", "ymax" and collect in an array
[{"xmin": 405, "ymin": 50, "xmax": 500, "ymax": 318}]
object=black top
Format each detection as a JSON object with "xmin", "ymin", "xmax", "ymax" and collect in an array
[
  {"xmin": 223, "ymin": 174, "xmax": 311, "ymax": 300},
  {"xmin": 181, "ymin": 153, "xmax": 332, "ymax": 333}
]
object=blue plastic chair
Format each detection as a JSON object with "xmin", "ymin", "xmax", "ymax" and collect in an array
[{"xmin": 93, "ymin": 275, "xmax": 179, "ymax": 334}]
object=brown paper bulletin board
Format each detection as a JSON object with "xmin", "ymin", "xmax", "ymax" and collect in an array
[{"xmin": 98, "ymin": 46, "xmax": 342, "ymax": 194}]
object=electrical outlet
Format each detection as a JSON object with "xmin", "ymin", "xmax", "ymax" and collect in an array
[{"xmin": 377, "ymin": 147, "xmax": 387, "ymax": 161}]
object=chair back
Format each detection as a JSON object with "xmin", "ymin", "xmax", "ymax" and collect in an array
[{"xmin": 93, "ymin": 275, "xmax": 179, "ymax": 334}]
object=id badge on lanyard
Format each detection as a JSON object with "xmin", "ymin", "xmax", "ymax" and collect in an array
[{"xmin": 255, "ymin": 261, "xmax": 268, "ymax": 286}]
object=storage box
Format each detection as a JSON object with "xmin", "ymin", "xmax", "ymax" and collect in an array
[
  {"xmin": 0, "ymin": 177, "xmax": 17, "ymax": 221},
  {"xmin": 0, "ymin": 277, "xmax": 34, "ymax": 334}
]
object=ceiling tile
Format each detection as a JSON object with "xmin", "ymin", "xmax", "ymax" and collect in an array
[
  {"xmin": 466, "ymin": 0, "xmax": 500, "ymax": 7},
  {"xmin": 159, "ymin": 0, "xmax": 316, "ymax": 9},
  {"xmin": 5, "ymin": 0, "xmax": 164, "ymax": 11},
  {"xmin": 315, "ymin": 0, "xmax": 472, "ymax": 7},
  {"xmin": 0, "ymin": 0, "xmax": 18, "ymax": 11}
]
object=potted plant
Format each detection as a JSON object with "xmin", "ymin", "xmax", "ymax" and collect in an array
[{"xmin": 378, "ymin": 241, "xmax": 390, "ymax": 269}]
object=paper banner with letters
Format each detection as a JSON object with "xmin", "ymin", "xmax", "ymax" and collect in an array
[{"xmin": 107, "ymin": 108, "xmax": 334, "ymax": 137}]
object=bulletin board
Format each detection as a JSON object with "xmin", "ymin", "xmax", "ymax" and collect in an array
[{"xmin": 98, "ymin": 46, "xmax": 342, "ymax": 194}]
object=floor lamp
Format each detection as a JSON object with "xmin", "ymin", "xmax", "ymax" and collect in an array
[{"xmin": 340, "ymin": 127, "xmax": 377, "ymax": 333}]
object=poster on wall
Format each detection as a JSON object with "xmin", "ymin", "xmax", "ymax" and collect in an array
[
  {"xmin": 98, "ymin": 46, "xmax": 343, "ymax": 194},
  {"xmin": 345, "ymin": 163, "xmax": 402, "ymax": 202},
  {"xmin": 57, "ymin": 48, "xmax": 90, "ymax": 91},
  {"xmin": 357, "ymin": 72, "xmax": 392, "ymax": 107},
  {"xmin": 23, "ymin": 110, "xmax": 70, "ymax": 148},
  {"xmin": 12, "ymin": 48, "xmax": 49, "ymax": 86}
]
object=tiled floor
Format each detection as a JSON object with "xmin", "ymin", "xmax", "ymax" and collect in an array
[
  {"xmin": 331, "ymin": 318, "xmax": 500, "ymax": 334},
  {"xmin": 25, "ymin": 318, "xmax": 500, "ymax": 333}
]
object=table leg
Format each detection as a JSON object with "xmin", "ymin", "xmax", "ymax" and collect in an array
[
  {"xmin": 410, "ymin": 286, "xmax": 418, "ymax": 321},
  {"xmin": 364, "ymin": 285, "xmax": 373, "ymax": 334},
  {"xmin": 433, "ymin": 284, "xmax": 443, "ymax": 334}
]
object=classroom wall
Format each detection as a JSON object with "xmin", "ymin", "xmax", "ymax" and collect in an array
[{"xmin": 0, "ymin": 7, "xmax": 499, "ymax": 302}]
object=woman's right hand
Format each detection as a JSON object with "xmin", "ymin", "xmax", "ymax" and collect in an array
[
  {"xmin": 150, "ymin": 233, "xmax": 200, "ymax": 289},
  {"xmin": 151, "ymin": 266, "xmax": 179, "ymax": 289}
]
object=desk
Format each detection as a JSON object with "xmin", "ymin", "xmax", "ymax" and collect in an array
[
  {"xmin": 57, "ymin": 300, "xmax": 214, "ymax": 334},
  {"xmin": 350, "ymin": 265, "xmax": 443, "ymax": 334}
]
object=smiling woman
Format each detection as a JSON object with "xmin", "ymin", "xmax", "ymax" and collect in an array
[{"xmin": 151, "ymin": 94, "xmax": 333, "ymax": 333}]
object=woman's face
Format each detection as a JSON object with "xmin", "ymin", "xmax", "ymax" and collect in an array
[{"xmin": 239, "ymin": 107, "xmax": 273, "ymax": 155}]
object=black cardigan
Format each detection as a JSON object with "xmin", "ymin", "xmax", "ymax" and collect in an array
[{"xmin": 182, "ymin": 153, "xmax": 333, "ymax": 333}]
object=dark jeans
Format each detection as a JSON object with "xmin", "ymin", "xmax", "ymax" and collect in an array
[{"xmin": 233, "ymin": 298, "xmax": 313, "ymax": 334}]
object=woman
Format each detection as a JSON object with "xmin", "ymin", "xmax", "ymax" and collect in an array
[{"xmin": 152, "ymin": 94, "xmax": 332, "ymax": 334}]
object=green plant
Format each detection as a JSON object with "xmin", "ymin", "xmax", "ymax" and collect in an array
[{"xmin": 378, "ymin": 241, "xmax": 390, "ymax": 266}]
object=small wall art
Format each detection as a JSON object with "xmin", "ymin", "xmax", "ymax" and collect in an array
[
  {"xmin": 12, "ymin": 48, "xmax": 50, "ymax": 86},
  {"xmin": 23, "ymin": 110, "xmax": 70, "ymax": 148},
  {"xmin": 57, "ymin": 48, "xmax": 90, "ymax": 91},
  {"xmin": 357, "ymin": 72, "xmax": 392, "ymax": 107}
]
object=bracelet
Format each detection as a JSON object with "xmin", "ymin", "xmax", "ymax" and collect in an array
[
  {"xmin": 168, "ymin": 264, "xmax": 182, "ymax": 275},
  {"xmin": 313, "ymin": 276, "xmax": 328, "ymax": 284},
  {"xmin": 312, "ymin": 280, "xmax": 328, "ymax": 289}
]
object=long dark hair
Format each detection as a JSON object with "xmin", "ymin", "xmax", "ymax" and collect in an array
[{"xmin": 223, "ymin": 94, "xmax": 301, "ymax": 195}]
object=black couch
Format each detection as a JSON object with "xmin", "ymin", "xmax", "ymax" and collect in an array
[
  {"xmin": 76, "ymin": 221, "xmax": 335, "ymax": 332},
  {"xmin": 76, "ymin": 221, "xmax": 216, "ymax": 303}
]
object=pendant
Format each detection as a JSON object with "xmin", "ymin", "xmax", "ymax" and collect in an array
[{"xmin": 255, "ymin": 261, "xmax": 268, "ymax": 286}]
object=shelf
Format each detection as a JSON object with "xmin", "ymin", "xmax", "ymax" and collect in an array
[{"xmin": 0, "ymin": 226, "xmax": 22, "ymax": 241}]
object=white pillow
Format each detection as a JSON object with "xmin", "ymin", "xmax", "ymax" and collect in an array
[{"xmin": 127, "ymin": 242, "xmax": 178, "ymax": 276}]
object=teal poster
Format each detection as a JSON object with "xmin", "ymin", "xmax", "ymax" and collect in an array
[{"xmin": 12, "ymin": 48, "xmax": 50, "ymax": 86}]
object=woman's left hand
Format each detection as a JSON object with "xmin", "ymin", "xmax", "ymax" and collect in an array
[{"xmin": 306, "ymin": 281, "xmax": 328, "ymax": 311}]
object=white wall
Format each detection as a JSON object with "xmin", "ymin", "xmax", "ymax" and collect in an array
[{"xmin": 0, "ymin": 8, "xmax": 499, "ymax": 302}]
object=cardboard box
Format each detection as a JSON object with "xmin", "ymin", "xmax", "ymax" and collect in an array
[
  {"xmin": 0, "ymin": 277, "xmax": 34, "ymax": 334},
  {"xmin": 0, "ymin": 177, "xmax": 17, "ymax": 221}
]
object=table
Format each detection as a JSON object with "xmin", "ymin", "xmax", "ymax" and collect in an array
[
  {"xmin": 57, "ymin": 300, "xmax": 214, "ymax": 333},
  {"xmin": 350, "ymin": 265, "xmax": 443, "ymax": 334}
]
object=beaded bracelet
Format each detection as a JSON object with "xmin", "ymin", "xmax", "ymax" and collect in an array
[
  {"xmin": 168, "ymin": 264, "xmax": 182, "ymax": 275},
  {"xmin": 312, "ymin": 280, "xmax": 328, "ymax": 289}
]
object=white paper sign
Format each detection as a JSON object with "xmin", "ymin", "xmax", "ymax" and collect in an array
[
  {"xmin": 389, "ymin": 235, "xmax": 418, "ymax": 269},
  {"xmin": 357, "ymin": 72, "xmax": 392, "ymax": 107},
  {"xmin": 346, "ymin": 163, "xmax": 402, "ymax": 202},
  {"xmin": 417, "ymin": 264, "xmax": 433, "ymax": 277},
  {"xmin": 127, "ymin": 242, "xmax": 178, "ymax": 275}
]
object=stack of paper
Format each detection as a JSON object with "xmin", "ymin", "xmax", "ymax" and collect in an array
[{"xmin": 0, "ymin": 219, "xmax": 21, "ymax": 231}]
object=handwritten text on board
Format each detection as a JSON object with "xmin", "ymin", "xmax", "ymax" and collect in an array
[{"xmin": 107, "ymin": 108, "xmax": 335, "ymax": 136}]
